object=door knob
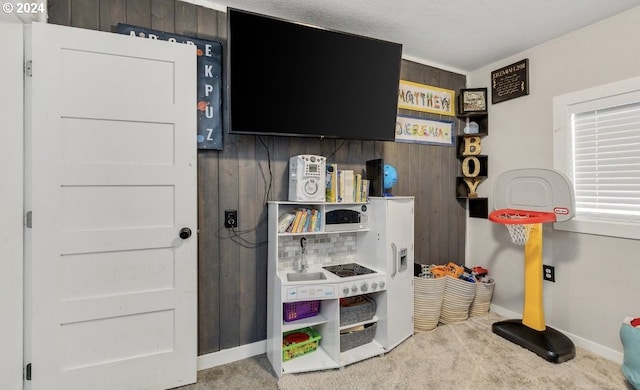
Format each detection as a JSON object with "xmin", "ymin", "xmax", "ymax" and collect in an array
[{"xmin": 179, "ymin": 227, "xmax": 192, "ymax": 239}]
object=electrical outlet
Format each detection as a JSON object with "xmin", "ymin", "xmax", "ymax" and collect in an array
[
  {"xmin": 543, "ymin": 265, "xmax": 555, "ymax": 282},
  {"xmin": 225, "ymin": 210, "xmax": 238, "ymax": 228}
]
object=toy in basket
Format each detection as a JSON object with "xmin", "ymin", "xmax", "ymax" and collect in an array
[
  {"xmin": 282, "ymin": 327, "xmax": 321, "ymax": 361},
  {"xmin": 283, "ymin": 300, "xmax": 320, "ymax": 322}
]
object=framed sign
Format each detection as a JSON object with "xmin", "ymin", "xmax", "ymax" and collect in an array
[
  {"xmin": 395, "ymin": 114, "xmax": 454, "ymax": 146},
  {"xmin": 117, "ymin": 24, "xmax": 223, "ymax": 150},
  {"xmin": 491, "ymin": 59, "xmax": 529, "ymax": 104},
  {"xmin": 458, "ymin": 88, "xmax": 488, "ymax": 115},
  {"xmin": 398, "ymin": 80, "xmax": 455, "ymax": 116}
]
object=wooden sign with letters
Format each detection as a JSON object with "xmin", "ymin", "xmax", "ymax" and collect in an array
[{"xmin": 491, "ymin": 59, "xmax": 529, "ymax": 105}]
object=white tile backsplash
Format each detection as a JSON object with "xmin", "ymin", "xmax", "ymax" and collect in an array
[{"xmin": 278, "ymin": 233, "xmax": 357, "ymax": 271}]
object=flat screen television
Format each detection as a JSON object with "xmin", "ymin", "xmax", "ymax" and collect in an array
[{"xmin": 227, "ymin": 8, "xmax": 403, "ymax": 141}]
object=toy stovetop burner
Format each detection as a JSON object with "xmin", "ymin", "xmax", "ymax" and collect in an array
[{"xmin": 489, "ymin": 168, "xmax": 576, "ymax": 364}]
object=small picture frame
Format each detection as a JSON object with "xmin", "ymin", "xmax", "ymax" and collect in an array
[{"xmin": 458, "ymin": 88, "xmax": 488, "ymax": 115}]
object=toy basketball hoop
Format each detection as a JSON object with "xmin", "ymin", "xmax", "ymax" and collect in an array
[
  {"xmin": 489, "ymin": 168, "xmax": 576, "ymax": 364},
  {"xmin": 489, "ymin": 208, "xmax": 556, "ymax": 245},
  {"xmin": 491, "ymin": 168, "xmax": 575, "ymax": 246}
]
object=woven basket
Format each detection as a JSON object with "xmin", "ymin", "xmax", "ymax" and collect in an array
[
  {"xmin": 340, "ymin": 295, "xmax": 376, "ymax": 326},
  {"xmin": 340, "ymin": 322, "xmax": 377, "ymax": 352},
  {"xmin": 414, "ymin": 276, "xmax": 446, "ymax": 331},
  {"xmin": 469, "ymin": 280, "xmax": 495, "ymax": 316},
  {"xmin": 439, "ymin": 275, "xmax": 476, "ymax": 325}
]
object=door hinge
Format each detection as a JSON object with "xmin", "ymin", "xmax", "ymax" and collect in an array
[
  {"xmin": 25, "ymin": 363, "xmax": 32, "ymax": 380},
  {"xmin": 25, "ymin": 211, "xmax": 32, "ymax": 228},
  {"xmin": 24, "ymin": 60, "xmax": 32, "ymax": 77}
]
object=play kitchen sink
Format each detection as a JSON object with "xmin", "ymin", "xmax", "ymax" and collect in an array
[{"xmin": 286, "ymin": 272, "xmax": 327, "ymax": 282}]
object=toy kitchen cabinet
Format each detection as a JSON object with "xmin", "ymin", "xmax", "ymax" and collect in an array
[{"xmin": 266, "ymin": 198, "xmax": 414, "ymax": 378}]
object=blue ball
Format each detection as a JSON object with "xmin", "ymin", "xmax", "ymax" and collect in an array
[{"xmin": 383, "ymin": 164, "xmax": 398, "ymax": 190}]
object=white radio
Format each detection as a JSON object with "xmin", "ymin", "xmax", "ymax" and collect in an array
[{"xmin": 288, "ymin": 155, "xmax": 326, "ymax": 202}]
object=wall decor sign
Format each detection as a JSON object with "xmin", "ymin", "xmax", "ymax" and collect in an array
[
  {"xmin": 458, "ymin": 88, "xmax": 488, "ymax": 115},
  {"xmin": 491, "ymin": 58, "xmax": 529, "ymax": 104},
  {"xmin": 116, "ymin": 24, "xmax": 223, "ymax": 150},
  {"xmin": 395, "ymin": 114, "xmax": 454, "ymax": 146},
  {"xmin": 398, "ymin": 80, "xmax": 455, "ymax": 116}
]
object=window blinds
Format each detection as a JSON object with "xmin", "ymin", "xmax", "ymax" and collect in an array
[{"xmin": 572, "ymin": 102, "xmax": 640, "ymax": 222}]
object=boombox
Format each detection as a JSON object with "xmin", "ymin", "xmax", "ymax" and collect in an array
[{"xmin": 288, "ymin": 155, "xmax": 326, "ymax": 202}]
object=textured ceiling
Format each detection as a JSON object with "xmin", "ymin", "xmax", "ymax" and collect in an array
[
  {"xmin": 2, "ymin": 1, "xmax": 639, "ymax": 72},
  {"xmin": 205, "ymin": 0, "xmax": 640, "ymax": 73}
]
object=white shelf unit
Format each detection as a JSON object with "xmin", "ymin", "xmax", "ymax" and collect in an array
[{"xmin": 267, "ymin": 201, "xmax": 386, "ymax": 378}]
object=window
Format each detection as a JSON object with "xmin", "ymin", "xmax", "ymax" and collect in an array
[{"xmin": 553, "ymin": 76, "xmax": 640, "ymax": 240}]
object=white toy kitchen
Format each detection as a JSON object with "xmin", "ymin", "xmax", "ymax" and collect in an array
[{"xmin": 267, "ymin": 197, "xmax": 414, "ymax": 378}]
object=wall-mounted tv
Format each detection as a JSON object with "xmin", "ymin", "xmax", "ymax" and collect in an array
[{"xmin": 227, "ymin": 8, "xmax": 403, "ymax": 141}]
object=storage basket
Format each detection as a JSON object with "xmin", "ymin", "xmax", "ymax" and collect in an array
[
  {"xmin": 469, "ymin": 280, "xmax": 495, "ymax": 316},
  {"xmin": 414, "ymin": 276, "xmax": 446, "ymax": 331},
  {"xmin": 282, "ymin": 327, "xmax": 321, "ymax": 361},
  {"xmin": 340, "ymin": 322, "xmax": 377, "ymax": 352},
  {"xmin": 340, "ymin": 295, "xmax": 376, "ymax": 326},
  {"xmin": 283, "ymin": 300, "xmax": 320, "ymax": 322},
  {"xmin": 439, "ymin": 275, "xmax": 476, "ymax": 325}
]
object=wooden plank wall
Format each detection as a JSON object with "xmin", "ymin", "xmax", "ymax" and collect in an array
[{"xmin": 47, "ymin": 0, "xmax": 468, "ymax": 355}]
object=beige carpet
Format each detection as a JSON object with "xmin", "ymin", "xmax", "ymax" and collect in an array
[{"xmin": 175, "ymin": 313, "xmax": 633, "ymax": 390}]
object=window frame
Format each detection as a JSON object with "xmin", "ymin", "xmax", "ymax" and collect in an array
[{"xmin": 552, "ymin": 76, "xmax": 640, "ymax": 240}]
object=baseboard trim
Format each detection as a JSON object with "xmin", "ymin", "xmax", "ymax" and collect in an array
[
  {"xmin": 490, "ymin": 304, "xmax": 623, "ymax": 364},
  {"xmin": 196, "ymin": 305, "xmax": 624, "ymax": 370},
  {"xmin": 197, "ymin": 340, "xmax": 267, "ymax": 371}
]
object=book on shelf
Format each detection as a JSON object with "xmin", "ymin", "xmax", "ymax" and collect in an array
[
  {"xmin": 314, "ymin": 210, "xmax": 322, "ymax": 231},
  {"xmin": 296, "ymin": 209, "xmax": 308, "ymax": 233},
  {"xmin": 277, "ymin": 212, "xmax": 296, "ymax": 233},
  {"xmin": 341, "ymin": 170, "xmax": 355, "ymax": 202},
  {"xmin": 289, "ymin": 209, "xmax": 304, "ymax": 233},
  {"xmin": 302, "ymin": 209, "xmax": 313, "ymax": 232},
  {"xmin": 361, "ymin": 179, "xmax": 370, "ymax": 202},
  {"xmin": 326, "ymin": 163, "xmax": 338, "ymax": 203},
  {"xmin": 309, "ymin": 208, "xmax": 318, "ymax": 232},
  {"xmin": 354, "ymin": 173, "xmax": 362, "ymax": 202},
  {"xmin": 337, "ymin": 169, "xmax": 344, "ymax": 203}
]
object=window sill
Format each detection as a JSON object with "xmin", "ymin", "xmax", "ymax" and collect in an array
[{"xmin": 554, "ymin": 218, "xmax": 640, "ymax": 240}]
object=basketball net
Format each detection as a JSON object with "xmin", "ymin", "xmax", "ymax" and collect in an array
[
  {"xmin": 489, "ymin": 209, "xmax": 556, "ymax": 246},
  {"xmin": 505, "ymin": 221, "xmax": 533, "ymax": 246}
]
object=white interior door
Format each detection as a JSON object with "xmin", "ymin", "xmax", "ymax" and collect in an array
[{"xmin": 27, "ymin": 22, "xmax": 197, "ymax": 390}]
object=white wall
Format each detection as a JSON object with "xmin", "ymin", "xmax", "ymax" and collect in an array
[
  {"xmin": 0, "ymin": 22, "xmax": 24, "ymax": 390},
  {"xmin": 466, "ymin": 6, "xmax": 640, "ymax": 360}
]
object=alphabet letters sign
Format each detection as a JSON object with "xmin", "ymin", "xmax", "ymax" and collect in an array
[{"xmin": 117, "ymin": 24, "xmax": 223, "ymax": 150}]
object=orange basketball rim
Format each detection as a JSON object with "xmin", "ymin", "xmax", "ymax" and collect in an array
[{"xmin": 489, "ymin": 208, "xmax": 557, "ymax": 225}]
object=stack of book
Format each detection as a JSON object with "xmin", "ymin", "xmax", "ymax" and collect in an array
[
  {"xmin": 325, "ymin": 164, "xmax": 369, "ymax": 203},
  {"xmin": 277, "ymin": 208, "xmax": 322, "ymax": 233}
]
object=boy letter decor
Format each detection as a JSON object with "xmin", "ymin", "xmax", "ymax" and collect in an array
[{"xmin": 460, "ymin": 136, "xmax": 483, "ymax": 198}]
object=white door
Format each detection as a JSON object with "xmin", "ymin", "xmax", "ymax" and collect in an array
[{"xmin": 27, "ymin": 22, "xmax": 197, "ymax": 390}]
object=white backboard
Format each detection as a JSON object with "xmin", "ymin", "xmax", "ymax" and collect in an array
[{"xmin": 493, "ymin": 169, "xmax": 575, "ymax": 222}]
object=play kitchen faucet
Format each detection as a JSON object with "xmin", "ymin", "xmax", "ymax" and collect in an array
[{"xmin": 297, "ymin": 237, "xmax": 308, "ymax": 272}]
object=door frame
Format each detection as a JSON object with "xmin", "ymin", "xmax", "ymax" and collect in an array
[{"xmin": 0, "ymin": 21, "xmax": 24, "ymax": 390}]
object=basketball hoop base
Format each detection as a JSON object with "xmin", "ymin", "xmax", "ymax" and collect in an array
[{"xmin": 492, "ymin": 319, "xmax": 576, "ymax": 363}]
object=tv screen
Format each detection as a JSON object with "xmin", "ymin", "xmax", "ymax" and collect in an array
[{"xmin": 227, "ymin": 8, "xmax": 403, "ymax": 141}]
